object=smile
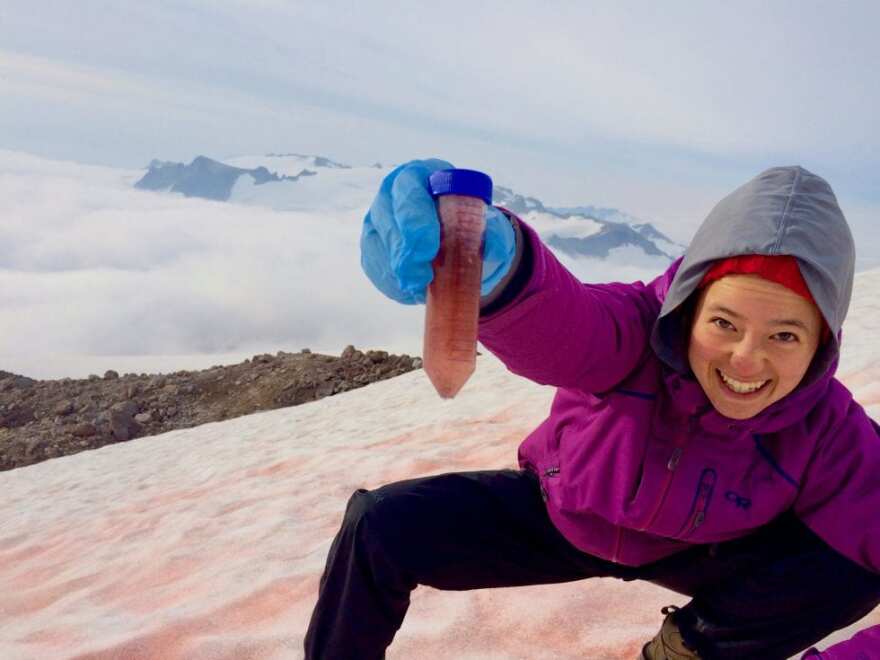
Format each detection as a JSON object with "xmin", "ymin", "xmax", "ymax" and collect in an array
[{"xmin": 717, "ymin": 369, "xmax": 770, "ymax": 395}]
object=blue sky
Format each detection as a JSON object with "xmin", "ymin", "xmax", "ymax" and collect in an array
[{"xmin": 2, "ymin": 1, "xmax": 878, "ymax": 240}]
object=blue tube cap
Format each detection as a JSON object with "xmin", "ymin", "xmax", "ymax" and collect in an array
[{"xmin": 428, "ymin": 168, "xmax": 493, "ymax": 205}]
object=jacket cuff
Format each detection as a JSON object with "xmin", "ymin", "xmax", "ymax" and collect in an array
[{"xmin": 479, "ymin": 209, "xmax": 531, "ymax": 315}]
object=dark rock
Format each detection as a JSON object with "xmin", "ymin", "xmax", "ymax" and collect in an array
[
  {"xmin": 0, "ymin": 374, "xmax": 36, "ymax": 391},
  {"xmin": 0, "ymin": 345, "xmax": 423, "ymax": 472},
  {"xmin": 0, "ymin": 404, "xmax": 35, "ymax": 428},
  {"xmin": 367, "ymin": 350, "xmax": 388, "ymax": 363},
  {"xmin": 24, "ymin": 437, "xmax": 47, "ymax": 458},
  {"xmin": 72, "ymin": 422, "xmax": 98, "ymax": 438},
  {"xmin": 54, "ymin": 401, "xmax": 75, "ymax": 416},
  {"xmin": 109, "ymin": 401, "xmax": 138, "ymax": 441}
]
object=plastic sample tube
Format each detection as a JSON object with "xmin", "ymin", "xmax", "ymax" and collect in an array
[{"xmin": 424, "ymin": 169, "xmax": 493, "ymax": 398}]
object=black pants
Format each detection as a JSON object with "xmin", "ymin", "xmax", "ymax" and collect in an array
[{"xmin": 304, "ymin": 469, "xmax": 880, "ymax": 660}]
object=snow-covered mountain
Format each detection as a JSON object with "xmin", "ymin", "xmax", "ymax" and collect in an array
[
  {"xmin": 136, "ymin": 154, "xmax": 687, "ymax": 264},
  {"xmin": 135, "ymin": 156, "xmax": 312, "ymax": 201}
]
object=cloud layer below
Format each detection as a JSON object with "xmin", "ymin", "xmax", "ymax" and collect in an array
[{"xmin": 1, "ymin": 152, "xmax": 672, "ymax": 379}]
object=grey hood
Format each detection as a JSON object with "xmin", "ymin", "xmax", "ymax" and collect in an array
[{"xmin": 650, "ymin": 166, "xmax": 855, "ymax": 384}]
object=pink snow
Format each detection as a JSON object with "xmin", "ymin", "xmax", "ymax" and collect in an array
[{"xmin": 2, "ymin": 351, "xmax": 879, "ymax": 659}]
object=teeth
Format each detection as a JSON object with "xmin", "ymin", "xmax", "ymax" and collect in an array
[{"xmin": 719, "ymin": 370, "xmax": 768, "ymax": 394}]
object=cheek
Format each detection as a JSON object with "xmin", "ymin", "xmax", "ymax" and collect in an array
[
  {"xmin": 687, "ymin": 331, "xmax": 717, "ymax": 371},
  {"xmin": 777, "ymin": 350, "xmax": 815, "ymax": 384}
]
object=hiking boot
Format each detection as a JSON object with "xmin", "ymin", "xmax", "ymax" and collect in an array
[{"xmin": 640, "ymin": 606, "xmax": 701, "ymax": 659}]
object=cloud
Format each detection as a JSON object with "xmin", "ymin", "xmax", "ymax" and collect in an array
[
  {"xmin": 2, "ymin": 2, "xmax": 878, "ymax": 210},
  {"xmin": 0, "ymin": 152, "xmax": 431, "ymax": 377},
  {"xmin": 0, "ymin": 151, "xmax": 677, "ymax": 379}
]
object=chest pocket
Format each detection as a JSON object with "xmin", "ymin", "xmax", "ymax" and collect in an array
[{"xmin": 674, "ymin": 468, "xmax": 717, "ymax": 539}]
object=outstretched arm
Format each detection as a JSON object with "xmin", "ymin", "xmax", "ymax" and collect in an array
[{"xmin": 478, "ymin": 214, "xmax": 670, "ymax": 394}]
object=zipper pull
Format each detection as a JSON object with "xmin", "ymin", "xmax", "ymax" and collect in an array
[{"xmin": 666, "ymin": 447, "xmax": 683, "ymax": 470}]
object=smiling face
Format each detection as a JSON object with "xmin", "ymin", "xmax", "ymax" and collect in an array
[{"xmin": 687, "ymin": 274, "xmax": 824, "ymax": 420}]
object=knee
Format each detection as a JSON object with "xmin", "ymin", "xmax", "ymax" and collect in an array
[
  {"xmin": 341, "ymin": 488, "xmax": 379, "ymax": 529},
  {"xmin": 339, "ymin": 484, "xmax": 422, "ymax": 562},
  {"xmin": 340, "ymin": 487, "xmax": 398, "ymax": 546}
]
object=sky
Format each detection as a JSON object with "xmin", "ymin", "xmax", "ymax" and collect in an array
[
  {"xmin": 1, "ymin": 1, "xmax": 879, "ymax": 239},
  {"xmin": 2, "ymin": 334, "xmax": 879, "ymax": 658}
]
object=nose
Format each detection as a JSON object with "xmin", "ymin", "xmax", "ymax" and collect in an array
[{"xmin": 728, "ymin": 337, "xmax": 765, "ymax": 377}]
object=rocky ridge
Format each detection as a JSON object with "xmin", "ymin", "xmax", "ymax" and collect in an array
[{"xmin": 0, "ymin": 346, "xmax": 421, "ymax": 472}]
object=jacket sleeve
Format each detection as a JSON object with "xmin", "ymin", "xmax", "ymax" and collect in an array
[
  {"xmin": 477, "ymin": 215, "xmax": 664, "ymax": 393},
  {"xmin": 794, "ymin": 401, "xmax": 880, "ymax": 573},
  {"xmin": 801, "ymin": 625, "xmax": 880, "ymax": 658},
  {"xmin": 796, "ymin": 403, "xmax": 880, "ymax": 659}
]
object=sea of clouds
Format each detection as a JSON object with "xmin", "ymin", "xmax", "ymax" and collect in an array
[{"xmin": 0, "ymin": 151, "xmax": 433, "ymax": 378}]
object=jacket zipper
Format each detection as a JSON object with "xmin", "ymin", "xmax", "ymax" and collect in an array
[
  {"xmin": 639, "ymin": 416, "xmax": 695, "ymax": 532},
  {"xmin": 680, "ymin": 469, "xmax": 717, "ymax": 535}
]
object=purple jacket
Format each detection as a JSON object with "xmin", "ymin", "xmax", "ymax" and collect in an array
[
  {"xmin": 803, "ymin": 627, "xmax": 880, "ymax": 658},
  {"xmin": 478, "ymin": 167, "xmax": 879, "ymax": 657}
]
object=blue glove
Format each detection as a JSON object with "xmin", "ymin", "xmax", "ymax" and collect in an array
[{"xmin": 361, "ymin": 159, "xmax": 517, "ymax": 305}]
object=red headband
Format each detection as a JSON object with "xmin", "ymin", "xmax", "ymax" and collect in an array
[{"xmin": 699, "ymin": 255, "xmax": 815, "ymax": 304}]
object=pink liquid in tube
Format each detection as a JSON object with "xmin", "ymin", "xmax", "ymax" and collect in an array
[{"xmin": 424, "ymin": 169, "xmax": 492, "ymax": 398}]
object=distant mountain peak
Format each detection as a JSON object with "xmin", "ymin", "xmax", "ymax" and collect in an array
[
  {"xmin": 492, "ymin": 185, "xmax": 684, "ymax": 262},
  {"xmin": 545, "ymin": 223, "xmax": 673, "ymax": 260},
  {"xmin": 265, "ymin": 153, "xmax": 351, "ymax": 169},
  {"xmin": 134, "ymin": 152, "xmax": 686, "ymax": 263},
  {"xmin": 492, "ymin": 185, "xmax": 548, "ymax": 215},
  {"xmin": 135, "ymin": 156, "xmax": 311, "ymax": 201}
]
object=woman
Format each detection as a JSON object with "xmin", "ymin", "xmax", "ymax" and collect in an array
[{"xmin": 305, "ymin": 162, "xmax": 880, "ymax": 659}]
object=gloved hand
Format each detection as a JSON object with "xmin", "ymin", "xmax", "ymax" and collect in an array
[{"xmin": 361, "ymin": 159, "xmax": 517, "ymax": 305}]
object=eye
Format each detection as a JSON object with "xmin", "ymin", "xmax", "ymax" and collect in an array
[
  {"xmin": 773, "ymin": 331, "xmax": 799, "ymax": 343},
  {"xmin": 711, "ymin": 317, "xmax": 735, "ymax": 331}
]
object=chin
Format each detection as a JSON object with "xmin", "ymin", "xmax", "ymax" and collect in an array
[
  {"xmin": 715, "ymin": 403, "xmax": 764, "ymax": 420},
  {"xmin": 710, "ymin": 386, "xmax": 779, "ymax": 419}
]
